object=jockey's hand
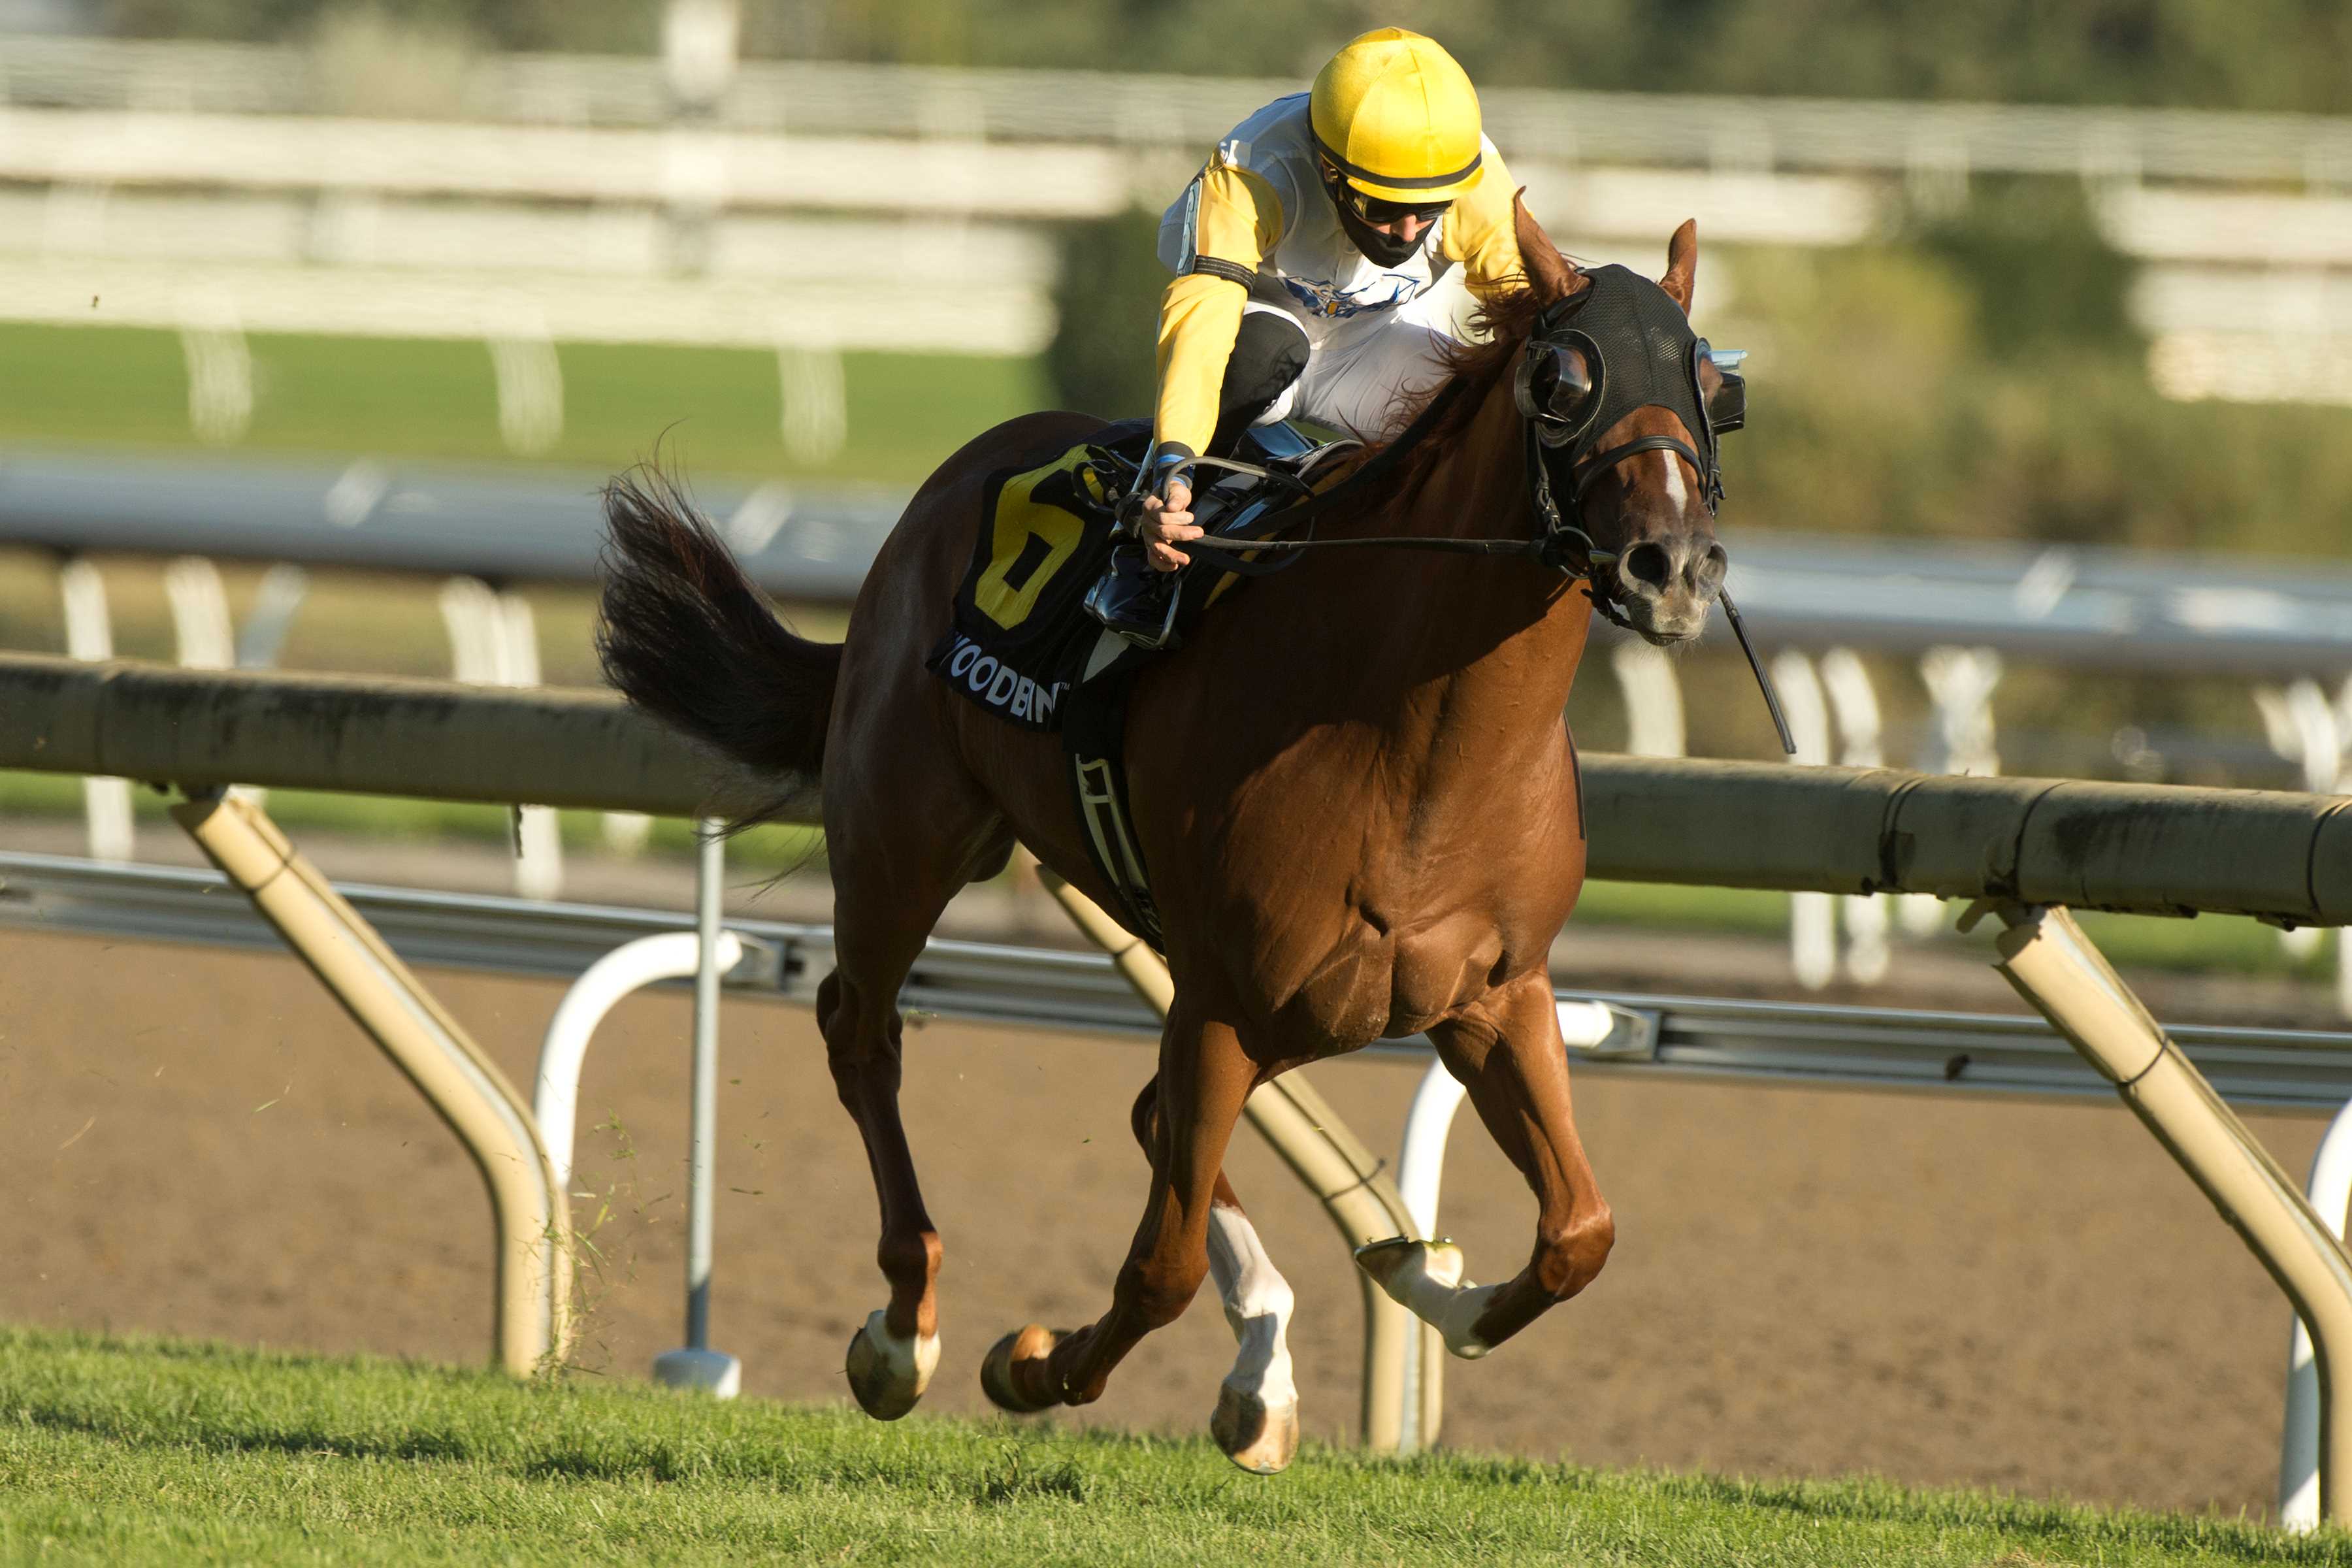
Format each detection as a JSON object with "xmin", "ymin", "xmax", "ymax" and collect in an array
[{"xmin": 1139, "ymin": 479, "xmax": 1199, "ymax": 572}]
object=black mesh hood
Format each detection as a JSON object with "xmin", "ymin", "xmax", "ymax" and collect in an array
[{"xmin": 1544, "ymin": 263, "xmax": 1712, "ymax": 471}]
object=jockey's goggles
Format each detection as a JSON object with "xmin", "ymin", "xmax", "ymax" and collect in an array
[{"xmin": 1330, "ymin": 179, "xmax": 1454, "ymax": 227}]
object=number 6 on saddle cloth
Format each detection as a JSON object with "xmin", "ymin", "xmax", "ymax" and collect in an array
[{"xmin": 924, "ymin": 419, "xmax": 1354, "ymax": 945}]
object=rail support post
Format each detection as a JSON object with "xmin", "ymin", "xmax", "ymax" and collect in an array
[
  {"xmin": 1035, "ymin": 864, "xmax": 1428, "ymax": 1453},
  {"xmin": 172, "ymin": 790, "xmax": 572, "ymax": 1377},
  {"xmin": 1974, "ymin": 900, "xmax": 2352, "ymax": 1527}
]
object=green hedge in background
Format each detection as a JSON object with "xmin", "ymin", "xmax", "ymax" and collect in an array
[
  {"xmin": 1043, "ymin": 207, "xmax": 1167, "ymax": 423},
  {"xmin": 107, "ymin": 0, "xmax": 2352, "ymax": 116}
]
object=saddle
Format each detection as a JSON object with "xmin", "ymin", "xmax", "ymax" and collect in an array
[{"xmin": 926, "ymin": 418, "xmax": 1357, "ymax": 945}]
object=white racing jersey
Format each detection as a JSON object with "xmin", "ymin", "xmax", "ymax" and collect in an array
[{"xmin": 1149, "ymin": 92, "xmax": 1526, "ymax": 457}]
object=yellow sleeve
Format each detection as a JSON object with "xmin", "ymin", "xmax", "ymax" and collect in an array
[
  {"xmin": 1152, "ymin": 157, "xmax": 1283, "ymax": 461},
  {"xmin": 1152, "ymin": 272, "xmax": 1246, "ymax": 461},
  {"xmin": 1441, "ymin": 145, "xmax": 1529, "ymax": 304}
]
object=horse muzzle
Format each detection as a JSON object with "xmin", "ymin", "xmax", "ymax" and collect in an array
[{"xmin": 1611, "ymin": 534, "xmax": 1727, "ymax": 644}]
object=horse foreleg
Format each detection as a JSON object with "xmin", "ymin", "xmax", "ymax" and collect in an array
[
  {"xmin": 1122, "ymin": 1077, "xmax": 1299, "ymax": 1473},
  {"xmin": 1204, "ymin": 1197, "xmax": 1301, "ymax": 1472},
  {"xmin": 1363, "ymin": 970, "xmax": 1614, "ymax": 1358},
  {"xmin": 982, "ymin": 1005, "xmax": 1252, "ymax": 1419}
]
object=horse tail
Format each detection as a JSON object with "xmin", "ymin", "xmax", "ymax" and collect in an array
[{"xmin": 596, "ymin": 465, "xmax": 841, "ymax": 814}]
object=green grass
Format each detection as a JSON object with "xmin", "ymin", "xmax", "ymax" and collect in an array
[
  {"xmin": 0, "ymin": 1327, "xmax": 2330, "ymax": 1567},
  {"xmin": 0, "ymin": 323, "xmax": 1049, "ymax": 483}
]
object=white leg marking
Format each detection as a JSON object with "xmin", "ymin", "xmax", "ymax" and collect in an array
[
  {"xmin": 860, "ymin": 1307, "xmax": 940, "ymax": 1390},
  {"xmin": 1364, "ymin": 1241, "xmax": 1505, "ymax": 1360},
  {"xmin": 1206, "ymin": 1203, "xmax": 1297, "ymax": 1409}
]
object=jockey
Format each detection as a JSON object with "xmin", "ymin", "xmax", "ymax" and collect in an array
[{"xmin": 1088, "ymin": 26, "xmax": 1531, "ymax": 645}]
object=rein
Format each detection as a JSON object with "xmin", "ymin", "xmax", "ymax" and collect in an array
[{"xmin": 1124, "ymin": 309, "xmax": 1795, "ymax": 755}]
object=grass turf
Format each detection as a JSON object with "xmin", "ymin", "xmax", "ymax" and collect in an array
[
  {"xmin": 0, "ymin": 1327, "xmax": 2332, "ymax": 1566},
  {"xmin": 0, "ymin": 322, "xmax": 1051, "ymax": 484}
]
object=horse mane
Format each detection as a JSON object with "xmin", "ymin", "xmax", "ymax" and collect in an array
[{"xmin": 1367, "ymin": 282, "xmax": 1558, "ymax": 508}]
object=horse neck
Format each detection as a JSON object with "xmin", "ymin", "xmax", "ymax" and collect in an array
[{"xmin": 1337, "ymin": 368, "xmax": 1596, "ymax": 755}]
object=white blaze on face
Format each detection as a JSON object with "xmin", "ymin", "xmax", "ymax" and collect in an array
[
  {"xmin": 1205, "ymin": 1203, "xmax": 1297, "ymax": 1411},
  {"xmin": 1657, "ymin": 447, "xmax": 1690, "ymax": 514}
]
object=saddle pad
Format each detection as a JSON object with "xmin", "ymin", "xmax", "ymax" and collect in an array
[{"xmin": 926, "ymin": 440, "xmax": 1128, "ymax": 732}]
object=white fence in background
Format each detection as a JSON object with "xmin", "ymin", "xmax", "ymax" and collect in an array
[
  {"xmin": 4, "ymin": 38, "xmax": 2352, "ymax": 392},
  {"xmin": 11, "ymin": 34, "xmax": 2352, "ymax": 189}
]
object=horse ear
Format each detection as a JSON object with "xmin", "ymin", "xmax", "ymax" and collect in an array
[
  {"xmin": 1659, "ymin": 219, "xmax": 1698, "ymax": 312},
  {"xmin": 1512, "ymin": 189, "xmax": 1580, "ymax": 303}
]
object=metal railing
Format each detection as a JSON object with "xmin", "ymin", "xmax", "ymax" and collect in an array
[{"xmin": 12, "ymin": 847, "xmax": 2352, "ymax": 1108}]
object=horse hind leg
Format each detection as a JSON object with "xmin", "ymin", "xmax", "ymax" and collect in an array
[
  {"xmin": 981, "ymin": 1005, "xmax": 1253, "ymax": 1437},
  {"xmin": 1113, "ymin": 1079, "xmax": 1299, "ymax": 1473},
  {"xmin": 823, "ymin": 809, "xmax": 1012, "ymax": 1420},
  {"xmin": 821, "ymin": 961, "xmax": 941, "ymax": 1419}
]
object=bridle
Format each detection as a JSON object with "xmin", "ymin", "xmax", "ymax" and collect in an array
[
  {"xmin": 1510, "ymin": 283, "xmax": 1734, "ymax": 611},
  {"xmin": 1143, "ymin": 274, "xmax": 1792, "ymax": 751}
]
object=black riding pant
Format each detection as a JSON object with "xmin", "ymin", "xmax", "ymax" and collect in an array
[{"xmin": 1207, "ymin": 305, "xmax": 1311, "ymax": 457}]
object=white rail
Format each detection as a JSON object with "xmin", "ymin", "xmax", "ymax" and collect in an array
[{"xmin": 10, "ymin": 37, "xmax": 2352, "ymax": 188}]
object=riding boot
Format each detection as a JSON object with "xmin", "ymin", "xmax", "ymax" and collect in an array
[{"xmin": 1083, "ymin": 542, "xmax": 1183, "ymax": 649}]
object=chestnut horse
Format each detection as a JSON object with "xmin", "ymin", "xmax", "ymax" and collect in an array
[{"xmin": 597, "ymin": 204, "xmax": 1733, "ymax": 1471}]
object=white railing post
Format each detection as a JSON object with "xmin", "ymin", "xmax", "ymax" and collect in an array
[
  {"xmin": 1772, "ymin": 651, "xmax": 1835, "ymax": 990},
  {"xmin": 1906, "ymin": 646, "xmax": 2003, "ymax": 936},
  {"xmin": 1818, "ymin": 648, "xmax": 1889, "ymax": 983},
  {"xmin": 2283, "ymin": 1095, "xmax": 2352, "ymax": 1531},
  {"xmin": 439, "ymin": 577, "xmax": 563, "ymax": 901},
  {"xmin": 57, "ymin": 557, "xmax": 133, "ymax": 864},
  {"xmin": 1608, "ymin": 640, "xmax": 1686, "ymax": 759}
]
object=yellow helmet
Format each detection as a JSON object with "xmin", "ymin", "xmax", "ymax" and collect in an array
[{"xmin": 1309, "ymin": 28, "xmax": 1485, "ymax": 204}]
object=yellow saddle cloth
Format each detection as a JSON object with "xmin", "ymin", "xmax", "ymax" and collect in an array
[{"xmin": 926, "ymin": 440, "xmax": 1130, "ymax": 732}]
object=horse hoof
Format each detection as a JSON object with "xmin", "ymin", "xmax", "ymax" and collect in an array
[
  {"xmin": 1211, "ymin": 1382, "xmax": 1298, "ymax": 1475},
  {"xmin": 845, "ymin": 1309, "xmax": 938, "ymax": 1422},
  {"xmin": 979, "ymin": 1324, "xmax": 1062, "ymax": 1414}
]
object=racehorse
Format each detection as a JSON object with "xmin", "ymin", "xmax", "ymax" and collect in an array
[{"xmin": 597, "ymin": 201, "xmax": 1734, "ymax": 1472}]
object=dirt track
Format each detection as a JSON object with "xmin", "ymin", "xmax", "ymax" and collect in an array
[{"xmin": 0, "ymin": 921, "xmax": 2321, "ymax": 1521}]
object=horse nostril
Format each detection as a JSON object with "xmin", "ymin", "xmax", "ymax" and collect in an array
[
  {"xmin": 1622, "ymin": 541, "xmax": 1672, "ymax": 591},
  {"xmin": 1690, "ymin": 542, "xmax": 1728, "ymax": 596}
]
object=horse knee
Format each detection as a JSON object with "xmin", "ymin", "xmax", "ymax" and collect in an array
[{"xmin": 1537, "ymin": 1203, "xmax": 1615, "ymax": 1301}]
